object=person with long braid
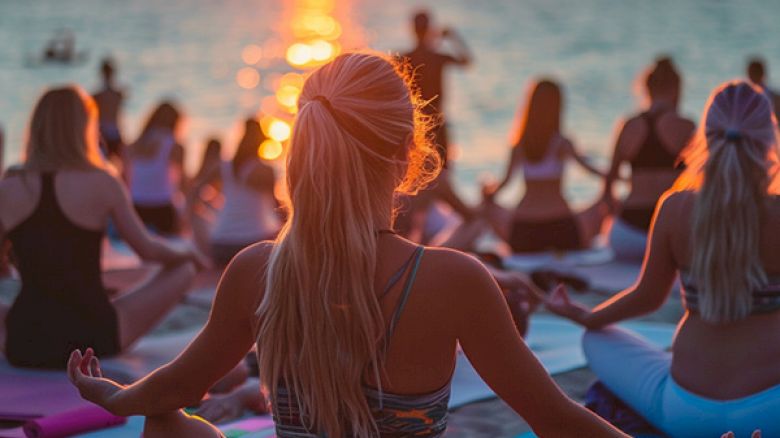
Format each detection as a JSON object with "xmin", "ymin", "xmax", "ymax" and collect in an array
[
  {"xmin": 66, "ymin": 53, "xmax": 625, "ymax": 438},
  {"xmin": 547, "ymin": 81, "xmax": 780, "ymax": 437}
]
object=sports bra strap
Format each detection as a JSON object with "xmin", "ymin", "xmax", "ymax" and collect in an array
[
  {"xmin": 384, "ymin": 246, "xmax": 425, "ymax": 345},
  {"xmin": 380, "ymin": 246, "xmax": 421, "ymax": 299}
]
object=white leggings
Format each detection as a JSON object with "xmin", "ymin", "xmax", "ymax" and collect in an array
[{"xmin": 583, "ymin": 327, "xmax": 780, "ymax": 438}]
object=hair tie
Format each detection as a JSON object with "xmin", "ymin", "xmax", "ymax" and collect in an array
[
  {"xmin": 312, "ymin": 95, "xmax": 334, "ymax": 111},
  {"xmin": 725, "ymin": 128, "xmax": 742, "ymax": 142},
  {"xmin": 306, "ymin": 95, "xmax": 404, "ymax": 161}
]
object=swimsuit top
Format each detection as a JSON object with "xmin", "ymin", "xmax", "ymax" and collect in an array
[
  {"xmin": 680, "ymin": 271, "xmax": 780, "ymax": 314},
  {"xmin": 129, "ymin": 129, "xmax": 176, "ymax": 206},
  {"xmin": 272, "ymin": 246, "xmax": 452, "ymax": 437},
  {"xmin": 629, "ymin": 111, "xmax": 679, "ymax": 171},
  {"xmin": 521, "ymin": 135, "xmax": 565, "ymax": 181}
]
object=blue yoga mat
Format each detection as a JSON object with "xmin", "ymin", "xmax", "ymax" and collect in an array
[{"xmin": 447, "ymin": 314, "xmax": 676, "ymax": 410}]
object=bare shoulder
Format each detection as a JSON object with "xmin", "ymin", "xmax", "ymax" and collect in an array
[
  {"xmin": 221, "ymin": 241, "xmax": 275, "ymax": 302},
  {"xmin": 419, "ymin": 246, "xmax": 496, "ymax": 297},
  {"xmin": 228, "ymin": 241, "xmax": 274, "ymax": 274},
  {"xmin": 655, "ymin": 190, "xmax": 696, "ymax": 229}
]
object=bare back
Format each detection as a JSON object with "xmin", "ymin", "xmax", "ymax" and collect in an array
[
  {"xmin": 662, "ymin": 192, "xmax": 780, "ymax": 398},
  {"xmin": 93, "ymin": 88, "xmax": 123, "ymax": 124}
]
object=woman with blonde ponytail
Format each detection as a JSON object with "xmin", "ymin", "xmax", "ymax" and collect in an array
[
  {"xmin": 67, "ymin": 53, "xmax": 625, "ymax": 438},
  {"xmin": 547, "ymin": 80, "xmax": 780, "ymax": 437}
]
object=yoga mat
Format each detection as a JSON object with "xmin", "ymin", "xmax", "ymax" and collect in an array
[
  {"xmin": 22, "ymin": 405, "xmax": 125, "ymax": 438},
  {"xmin": 504, "ymin": 247, "xmax": 616, "ymax": 272},
  {"xmin": 0, "ymin": 329, "xmax": 200, "ymax": 435},
  {"xmin": 74, "ymin": 415, "xmax": 278, "ymax": 438},
  {"xmin": 447, "ymin": 315, "xmax": 677, "ymax": 410}
]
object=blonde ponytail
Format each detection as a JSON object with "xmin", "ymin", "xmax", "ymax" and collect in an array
[
  {"xmin": 680, "ymin": 81, "xmax": 779, "ymax": 322},
  {"xmin": 256, "ymin": 52, "xmax": 440, "ymax": 437}
]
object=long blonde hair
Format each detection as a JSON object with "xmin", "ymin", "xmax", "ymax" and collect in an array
[
  {"xmin": 256, "ymin": 52, "xmax": 440, "ymax": 437},
  {"xmin": 676, "ymin": 81, "xmax": 780, "ymax": 322},
  {"xmin": 24, "ymin": 86, "xmax": 104, "ymax": 171}
]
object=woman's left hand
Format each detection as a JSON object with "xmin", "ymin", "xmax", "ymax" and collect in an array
[
  {"xmin": 544, "ymin": 284, "xmax": 590, "ymax": 325},
  {"xmin": 67, "ymin": 348, "xmax": 128, "ymax": 416}
]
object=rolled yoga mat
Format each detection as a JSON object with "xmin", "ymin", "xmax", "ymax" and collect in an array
[{"xmin": 21, "ymin": 404, "xmax": 126, "ymax": 438}]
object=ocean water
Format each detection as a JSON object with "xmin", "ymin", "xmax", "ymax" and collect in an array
[{"xmin": 1, "ymin": 0, "xmax": 779, "ymax": 206}]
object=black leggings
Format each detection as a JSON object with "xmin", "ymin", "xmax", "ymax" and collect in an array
[{"xmin": 134, "ymin": 204, "xmax": 179, "ymax": 235}]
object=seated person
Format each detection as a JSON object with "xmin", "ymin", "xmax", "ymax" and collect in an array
[
  {"xmin": 67, "ymin": 53, "xmax": 625, "ymax": 438},
  {"xmin": 188, "ymin": 119, "xmax": 280, "ymax": 266},
  {"xmin": 546, "ymin": 81, "xmax": 780, "ymax": 437},
  {"xmin": 603, "ymin": 57, "xmax": 695, "ymax": 262},
  {"xmin": 126, "ymin": 101, "xmax": 188, "ymax": 236},
  {"xmin": 0, "ymin": 86, "xmax": 206, "ymax": 369},
  {"xmin": 482, "ymin": 79, "xmax": 609, "ymax": 253}
]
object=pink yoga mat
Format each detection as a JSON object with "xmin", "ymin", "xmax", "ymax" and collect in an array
[{"xmin": 21, "ymin": 404, "xmax": 125, "ymax": 438}]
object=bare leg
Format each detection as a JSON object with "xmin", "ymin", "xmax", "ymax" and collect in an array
[
  {"xmin": 143, "ymin": 410, "xmax": 223, "ymax": 438},
  {"xmin": 112, "ymin": 261, "xmax": 196, "ymax": 350},
  {"xmin": 209, "ymin": 360, "xmax": 250, "ymax": 394},
  {"xmin": 575, "ymin": 198, "xmax": 611, "ymax": 248}
]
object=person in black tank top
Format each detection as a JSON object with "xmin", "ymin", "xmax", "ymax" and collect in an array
[
  {"xmin": 0, "ymin": 86, "xmax": 205, "ymax": 370},
  {"xmin": 604, "ymin": 57, "xmax": 695, "ymax": 262},
  {"xmin": 6, "ymin": 173, "xmax": 119, "ymax": 368},
  {"xmin": 619, "ymin": 109, "xmax": 683, "ymax": 231}
]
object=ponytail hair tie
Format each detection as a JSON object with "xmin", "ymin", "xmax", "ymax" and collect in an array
[{"xmin": 725, "ymin": 128, "xmax": 742, "ymax": 141}]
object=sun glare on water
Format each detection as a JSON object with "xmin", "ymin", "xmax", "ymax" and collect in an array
[{"xmin": 235, "ymin": 0, "xmax": 356, "ymax": 161}]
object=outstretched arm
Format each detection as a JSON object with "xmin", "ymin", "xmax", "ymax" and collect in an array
[
  {"xmin": 546, "ymin": 192, "xmax": 680, "ymax": 329},
  {"xmin": 562, "ymin": 139, "xmax": 607, "ymax": 178},
  {"xmin": 69, "ymin": 243, "xmax": 270, "ymax": 416},
  {"xmin": 485, "ymin": 146, "xmax": 519, "ymax": 198},
  {"xmin": 106, "ymin": 174, "xmax": 206, "ymax": 266},
  {"xmin": 603, "ymin": 117, "xmax": 644, "ymax": 199},
  {"xmin": 450, "ymin": 254, "xmax": 627, "ymax": 437}
]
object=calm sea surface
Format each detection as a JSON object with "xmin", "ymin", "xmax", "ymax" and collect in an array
[{"xmin": 1, "ymin": 0, "xmax": 779, "ymax": 205}]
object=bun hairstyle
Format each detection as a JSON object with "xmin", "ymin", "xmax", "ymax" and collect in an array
[
  {"xmin": 256, "ymin": 52, "xmax": 440, "ymax": 437},
  {"xmin": 677, "ymin": 81, "xmax": 779, "ymax": 322},
  {"xmin": 645, "ymin": 56, "xmax": 681, "ymax": 105}
]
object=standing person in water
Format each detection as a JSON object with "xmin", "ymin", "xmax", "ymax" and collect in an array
[
  {"xmin": 482, "ymin": 79, "xmax": 610, "ymax": 253},
  {"xmin": 67, "ymin": 53, "xmax": 626, "ymax": 438},
  {"xmin": 604, "ymin": 57, "xmax": 695, "ymax": 262},
  {"xmin": 0, "ymin": 86, "xmax": 206, "ymax": 369},
  {"xmin": 398, "ymin": 10, "xmax": 476, "ymax": 240},
  {"xmin": 93, "ymin": 57, "xmax": 126, "ymax": 162},
  {"xmin": 746, "ymin": 57, "xmax": 780, "ymax": 120},
  {"xmin": 546, "ymin": 81, "xmax": 780, "ymax": 437},
  {"xmin": 126, "ymin": 101, "xmax": 187, "ymax": 236},
  {"xmin": 188, "ymin": 119, "xmax": 280, "ymax": 267}
]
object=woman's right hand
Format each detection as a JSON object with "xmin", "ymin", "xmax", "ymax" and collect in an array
[
  {"xmin": 544, "ymin": 284, "xmax": 590, "ymax": 325},
  {"xmin": 67, "ymin": 348, "xmax": 129, "ymax": 416}
]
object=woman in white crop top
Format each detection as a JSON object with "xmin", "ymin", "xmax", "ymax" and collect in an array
[
  {"xmin": 188, "ymin": 118, "xmax": 280, "ymax": 266},
  {"xmin": 126, "ymin": 102, "xmax": 187, "ymax": 235},
  {"xmin": 482, "ymin": 79, "xmax": 611, "ymax": 253}
]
